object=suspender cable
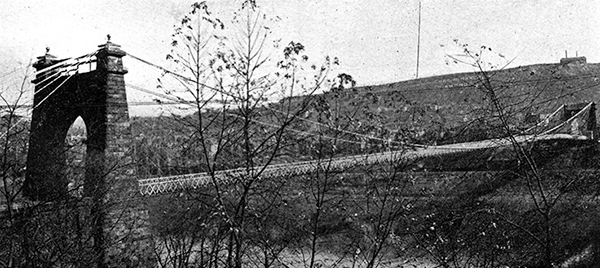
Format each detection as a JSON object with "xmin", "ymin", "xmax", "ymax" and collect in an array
[
  {"xmin": 127, "ymin": 54, "xmax": 411, "ymax": 146},
  {"xmin": 34, "ymin": 71, "xmax": 63, "ymax": 94},
  {"xmin": 33, "ymin": 74, "xmax": 74, "ymax": 111},
  {"xmin": 0, "ymin": 73, "xmax": 75, "ymax": 140},
  {"xmin": 127, "ymin": 82, "xmax": 365, "ymax": 145}
]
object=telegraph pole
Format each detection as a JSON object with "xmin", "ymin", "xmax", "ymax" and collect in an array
[{"xmin": 416, "ymin": 1, "xmax": 422, "ymax": 78}]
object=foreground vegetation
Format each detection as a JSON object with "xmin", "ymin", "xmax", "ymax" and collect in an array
[{"xmin": 1, "ymin": 1, "xmax": 600, "ymax": 267}]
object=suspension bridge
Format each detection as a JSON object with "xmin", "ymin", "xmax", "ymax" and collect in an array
[
  {"xmin": 7, "ymin": 39, "xmax": 595, "ymax": 267},
  {"xmin": 24, "ymin": 40, "xmax": 598, "ymax": 197}
]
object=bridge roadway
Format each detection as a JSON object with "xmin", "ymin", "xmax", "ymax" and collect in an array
[{"xmin": 138, "ymin": 133, "xmax": 589, "ymax": 195}]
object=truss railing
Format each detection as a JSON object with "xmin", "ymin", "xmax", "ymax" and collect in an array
[{"xmin": 138, "ymin": 133, "xmax": 590, "ymax": 195}]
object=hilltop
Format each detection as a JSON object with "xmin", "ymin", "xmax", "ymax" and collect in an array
[{"xmin": 283, "ymin": 56, "xmax": 600, "ymax": 144}]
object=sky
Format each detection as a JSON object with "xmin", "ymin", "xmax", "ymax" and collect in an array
[{"xmin": 1, "ymin": 0, "xmax": 598, "ymax": 116}]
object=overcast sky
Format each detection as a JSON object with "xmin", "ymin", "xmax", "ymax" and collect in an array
[{"xmin": 1, "ymin": 0, "xmax": 598, "ymax": 116}]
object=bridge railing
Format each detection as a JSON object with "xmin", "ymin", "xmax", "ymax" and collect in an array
[
  {"xmin": 138, "ymin": 101, "xmax": 596, "ymax": 195},
  {"xmin": 138, "ymin": 133, "xmax": 591, "ymax": 196}
]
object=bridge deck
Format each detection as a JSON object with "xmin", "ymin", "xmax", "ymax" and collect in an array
[{"xmin": 138, "ymin": 133, "xmax": 590, "ymax": 195}]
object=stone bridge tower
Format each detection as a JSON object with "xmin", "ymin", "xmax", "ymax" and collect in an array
[{"xmin": 24, "ymin": 39, "xmax": 152, "ymax": 267}]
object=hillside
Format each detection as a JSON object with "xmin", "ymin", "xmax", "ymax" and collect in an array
[
  {"xmin": 129, "ymin": 57, "xmax": 600, "ymax": 177},
  {"xmin": 291, "ymin": 57, "xmax": 600, "ymax": 144}
]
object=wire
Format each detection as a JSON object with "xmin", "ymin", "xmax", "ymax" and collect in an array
[
  {"xmin": 126, "ymin": 82, "xmax": 367, "ymax": 145},
  {"xmin": 541, "ymin": 102, "xmax": 593, "ymax": 135},
  {"xmin": 32, "ymin": 74, "xmax": 74, "ymax": 111},
  {"xmin": 128, "ymin": 54, "xmax": 412, "ymax": 146},
  {"xmin": 128, "ymin": 101, "xmax": 187, "ymax": 106},
  {"xmin": 33, "ymin": 51, "xmax": 98, "ymax": 97},
  {"xmin": 128, "ymin": 53, "xmax": 600, "ymax": 148},
  {"xmin": 0, "ymin": 65, "xmax": 29, "ymax": 81},
  {"xmin": 0, "ymin": 51, "xmax": 91, "ymax": 140},
  {"xmin": 127, "ymin": 83, "xmax": 197, "ymax": 105},
  {"xmin": 0, "ymin": 72, "xmax": 76, "ymax": 140},
  {"xmin": 24, "ymin": 52, "xmax": 591, "ymax": 150},
  {"xmin": 128, "ymin": 53, "xmax": 243, "ymax": 101},
  {"xmin": 266, "ymin": 107, "xmax": 407, "ymax": 146},
  {"xmin": 129, "ymin": 82, "xmax": 405, "ymax": 145},
  {"xmin": 34, "ymin": 58, "xmax": 71, "ymax": 75},
  {"xmin": 0, "ymin": 101, "xmax": 199, "ymax": 109},
  {"xmin": 34, "ymin": 51, "xmax": 98, "ymax": 76},
  {"xmin": 33, "ymin": 71, "xmax": 63, "ymax": 94}
]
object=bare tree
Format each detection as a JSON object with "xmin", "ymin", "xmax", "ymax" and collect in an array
[
  {"xmin": 148, "ymin": 2, "xmax": 335, "ymax": 267},
  {"xmin": 0, "ymin": 65, "xmax": 31, "ymax": 267},
  {"xmin": 408, "ymin": 41, "xmax": 600, "ymax": 267}
]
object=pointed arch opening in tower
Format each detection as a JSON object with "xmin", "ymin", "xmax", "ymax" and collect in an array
[{"xmin": 65, "ymin": 116, "xmax": 87, "ymax": 198}]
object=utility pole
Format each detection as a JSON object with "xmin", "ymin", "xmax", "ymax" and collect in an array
[{"xmin": 416, "ymin": 1, "xmax": 422, "ymax": 78}]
